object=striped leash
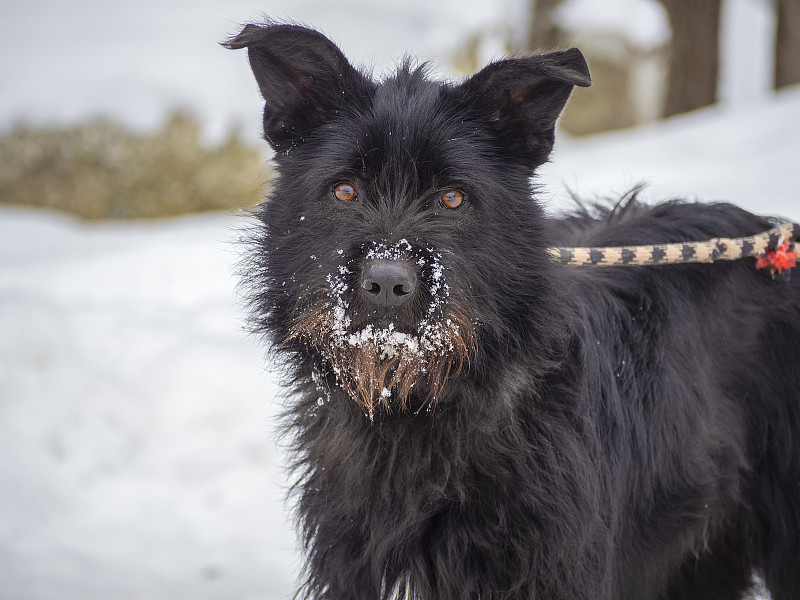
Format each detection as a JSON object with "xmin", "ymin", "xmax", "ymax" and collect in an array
[{"xmin": 547, "ymin": 219, "xmax": 799, "ymax": 278}]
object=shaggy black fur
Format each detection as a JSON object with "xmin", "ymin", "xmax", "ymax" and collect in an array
[{"xmin": 226, "ymin": 23, "xmax": 800, "ymax": 600}]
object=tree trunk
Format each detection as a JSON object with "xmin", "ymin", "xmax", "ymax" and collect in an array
[
  {"xmin": 527, "ymin": 0, "xmax": 563, "ymax": 50},
  {"xmin": 660, "ymin": 0, "xmax": 722, "ymax": 117},
  {"xmin": 775, "ymin": 0, "xmax": 800, "ymax": 89}
]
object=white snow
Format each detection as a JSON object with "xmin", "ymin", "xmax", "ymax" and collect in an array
[
  {"xmin": 554, "ymin": 0, "xmax": 671, "ymax": 51},
  {"xmin": 0, "ymin": 211, "xmax": 300, "ymax": 599},
  {"xmin": 543, "ymin": 84, "xmax": 800, "ymax": 221},
  {"xmin": 1, "ymin": 1, "xmax": 797, "ymax": 598}
]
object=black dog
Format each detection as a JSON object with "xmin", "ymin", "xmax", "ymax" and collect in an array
[{"xmin": 226, "ymin": 23, "xmax": 800, "ymax": 600}]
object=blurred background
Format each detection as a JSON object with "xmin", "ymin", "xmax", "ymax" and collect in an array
[
  {"xmin": 0, "ymin": 0, "xmax": 797, "ymax": 598},
  {"xmin": 2, "ymin": 0, "xmax": 799, "ymax": 218}
]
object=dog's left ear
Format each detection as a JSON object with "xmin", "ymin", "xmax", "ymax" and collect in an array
[
  {"xmin": 458, "ymin": 49, "xmax": 590, "ymax": 167},
  {"xmin": 224, "ymin": 23, "xmax": 371, "ymax": 151}
]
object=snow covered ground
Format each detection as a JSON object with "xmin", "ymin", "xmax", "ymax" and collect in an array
[
  {"xmin": 540, "ymin": 85, "xmax": 800, "ymax": 218},
  {"xmin": 0, "ymin": 212, "xmax": 300, "ymax": 599},
  {"xmin": 1, "ymin": 1, "xmax": 798, "ymax": 599}
]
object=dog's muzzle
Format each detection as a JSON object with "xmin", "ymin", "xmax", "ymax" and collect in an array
[{"xmin": 288, "ymin": 240, "xmax": 476, "ymax": 415}]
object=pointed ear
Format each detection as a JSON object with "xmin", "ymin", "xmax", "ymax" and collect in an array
[
  {"xmin": 458, "ymin": 48, "xmax": 590, "ymax": 167},
  {"xmin": 224, "ymin": 23, "xmax": 371, "ymax": 151}
]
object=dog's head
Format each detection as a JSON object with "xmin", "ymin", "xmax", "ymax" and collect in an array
[{"xmin": 227, "ymin": 24, "xmax": 589, "ymax": 415}]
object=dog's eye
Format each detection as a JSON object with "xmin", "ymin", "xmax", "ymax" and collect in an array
[
  {"xmin": 333, "ymin": 182, "xmax": 357, "ymax": 202},
  {"xmin": 440, "ymin": 189, "xmax": 465, "ymax": 210}
]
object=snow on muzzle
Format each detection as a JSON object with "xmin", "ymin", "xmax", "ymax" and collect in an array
[{"xmin": 285, "ymin": 239, "xmax": 476, "ymax": 416}]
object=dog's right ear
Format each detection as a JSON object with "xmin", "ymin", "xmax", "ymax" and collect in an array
[{"xmin": 224, "ymin": 23, "xmax": 370, "ymax": 151}]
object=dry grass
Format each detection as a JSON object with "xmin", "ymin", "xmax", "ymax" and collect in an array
[{"xmin": 0, "ymin": 111, "xmax": 271, "ymax": 219}]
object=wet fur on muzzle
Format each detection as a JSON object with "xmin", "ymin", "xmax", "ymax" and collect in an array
[{"xmin": 285, "ymin": 278, "xmax": 476, "ymax": 415}]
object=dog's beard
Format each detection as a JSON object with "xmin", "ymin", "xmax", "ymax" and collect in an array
[{"xmin": 286, "ymin": 268, "xmax": 475, "ymax": 416}]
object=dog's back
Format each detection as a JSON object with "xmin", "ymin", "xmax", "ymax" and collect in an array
[{"xmin": 551, "ymin": 198, "xmax": 800, "ymax": 598}]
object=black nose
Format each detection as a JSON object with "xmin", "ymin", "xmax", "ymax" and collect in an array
[{"xmin": 360, "ymin": 260, "xmax": 417, "ymax": 307}]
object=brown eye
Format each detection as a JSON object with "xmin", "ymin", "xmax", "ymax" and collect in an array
[
  {"xmin": 440, "ymin": 189, "xmax": 465, "ymax": 210},
  {"xmin": 333, "ymin": 182, "xmax": 357, "ymax": 202}
]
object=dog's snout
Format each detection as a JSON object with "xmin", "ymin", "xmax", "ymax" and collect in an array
[{"xmin": 360, "ymin": 260, "xmax": 417, "ymax": 307}]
